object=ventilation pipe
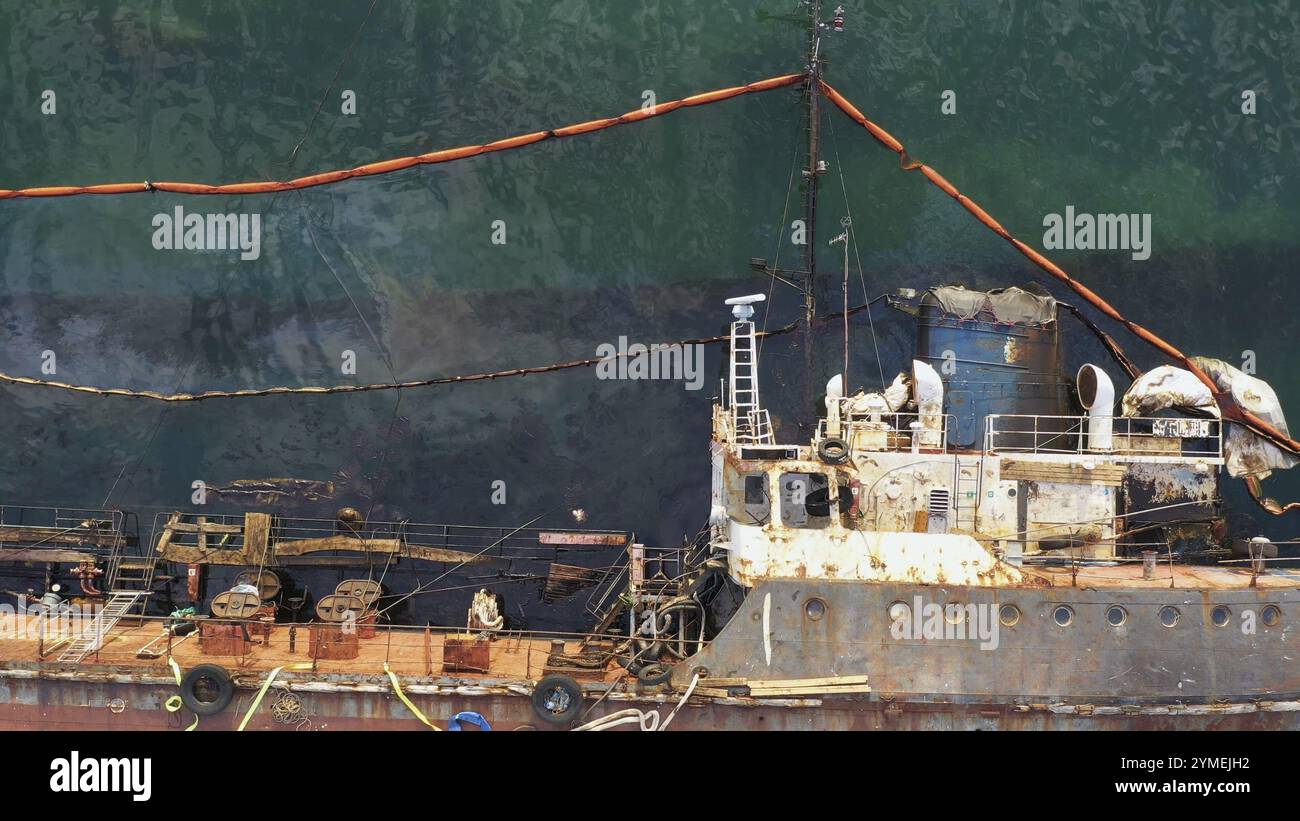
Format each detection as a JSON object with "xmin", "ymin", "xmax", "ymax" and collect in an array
[
  {"xmin": 912, "ymin": 360, "xmax": 944, "ymax": 448},
  {"xmin": 825, "ymin": 374, "xmax": 844, "ymax": 437},
  {"xmin": 1077, "ymin": 364, "xmax": 1115, "ymax": 451}
]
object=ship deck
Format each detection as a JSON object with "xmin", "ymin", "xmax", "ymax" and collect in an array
[{"xmin": 0, "ymin": 613, "xmax": 625, "ymax": 683}]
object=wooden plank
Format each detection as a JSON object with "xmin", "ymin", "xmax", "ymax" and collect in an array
[
  {"xmin": 1000, "ymin": 459, "xmax": 1126, "ymax": 486},
  {"xmin": 0, "ymin": 548, "xmax": 96, "ymax": 563},
  {"xmin": 243, "ymin": 512, "xmax": 271, "ymax": 564},
  {"xmin": 164, "ymin": 521, "xmax": 244, "ymax": 535},
  {"xmin": 538, "ymin": 532, "xmax": 628, "ymax": 546},
  {"xmin": 156, "ymin": 544, "xmax": 246, "ymax": 565},
  {"xmin": 750, "ymin": 684, "xmax": 873, "ymax": 697},
  {"xmin": 0, "ymin": 526, "xmax": 119, "ymax": 547},
  {"xmin": 746, "ymin": 675, "xmax": 869, "ymax": 688},
  {"xmin": 404, "ymin": 545, "xmax": 503, "ymax": 565},
  {"xmin": 272, "ymin": 536, "xmax": 402, "ymax": 556},
  {"xmin": 698, "ymin": 677, "xmax": 747, "ymax": 687},
  {"xmin": 692, "ymin": 687, "xmax": 734, "ymax": 698}
]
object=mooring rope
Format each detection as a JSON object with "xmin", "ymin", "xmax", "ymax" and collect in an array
[{"xmin": 0, "ymin": 74, "xmax": 803, "ymax": 200}]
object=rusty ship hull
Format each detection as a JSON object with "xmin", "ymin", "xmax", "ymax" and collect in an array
[{"xmin": 4, "ymin": 572, "xmax": 1300, "ymax": 731}]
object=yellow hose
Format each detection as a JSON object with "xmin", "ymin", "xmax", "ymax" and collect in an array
[{"xmin": 384, "ymin": 662, "xmax": 442, "ymax": 730}]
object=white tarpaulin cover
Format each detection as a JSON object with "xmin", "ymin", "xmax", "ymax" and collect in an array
[
  {"xmin": 1124, "ymin": 360, "xmax": 1298, "ymax": 479},
  {"xmin": 1120, "ymin": 365, "xmax": 1219, "ymax": 418},
  {"xmin": 1191, "ymin": 357, "xmax": 1299, "ymax": 479}
]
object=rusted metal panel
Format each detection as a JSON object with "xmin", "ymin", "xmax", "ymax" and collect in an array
[
  {"xmin": 444, "ymin": 637, "xmax": 490, "ymax": 673},
  {"xmin": 199, "ymin": 623, "xmax": 249, "ymax": 656},
  {"xmin": 309, "ymin": 626, "xmax": 358, "ymax": 660},
  {"xmin": 543, "ymin": 564, "xmax": 602, "ymax": 602}
]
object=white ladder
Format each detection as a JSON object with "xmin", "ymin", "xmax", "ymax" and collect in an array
[
  {"xmin": 954, "ymin": 455, "xmax": 983, "ymax": 531},
  {"xmin": 57, "ymin": 591, "xmax": 145, "ymax": 663},
  {"xmin": 729, "ymin": 320, "xmax": 772, "ymax": 444}
]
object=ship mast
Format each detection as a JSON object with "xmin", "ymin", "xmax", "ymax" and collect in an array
[
  {"xmin": 800, "ymin": 0, "xmax": 821, "ymax": 337},
  {"xmin": 801, "ymin": 0, "xmax": 824, "ymax": 422}
]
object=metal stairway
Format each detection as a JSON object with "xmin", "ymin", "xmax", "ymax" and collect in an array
[
  {"xmin": 55, "ymin": 524, "xmax": 159, "ymax": 663},
  {"xmin": 729, "ymin": 318, "xmax": 774, "ymax": 444},
  {"xmin": 56, "ymin": 591, "xmax": 146, "ymax": 663}
]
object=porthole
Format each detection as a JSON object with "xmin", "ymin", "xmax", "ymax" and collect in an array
[
  {"xmin": 804, "ymin": 598, "xmax": 827, "ymax": 621},
  {"xmin": 1211, "ymin": 605, "xmax": 1231, "ymax": 627},
  {"xmin": 998, "ymin": 604, "xmax": 1020, "ymax": 627},
  {"xmin": 1105, "ymin": 605, "xmax": 1127, "ymax": 627},
  {"xmin": 888, "ymin": 600, "xmax": 910, "ymax": 623},
  {"xmin": 1053, "ymin": 605, "xmax": 1074, "ymax": 627},
  {"xmin": 944, "ymin": 603, "xmax": 966, "ymax": 625},
  {"xmin": 1262, "ymin": 605, "xmax": 1282, "ymax": 627},
  {"xmin": 1159, "ymin": 606, "xmax": 1180, "ymax": 628}
]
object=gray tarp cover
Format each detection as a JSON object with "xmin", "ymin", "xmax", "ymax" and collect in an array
[{"xmin": 927, "ymin": 286, "xmax": 1057, "ymax": 325}]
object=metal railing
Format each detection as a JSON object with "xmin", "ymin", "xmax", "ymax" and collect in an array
[
  {"xmin": 149, "ymin": 511, "xmax": 632, "ymax": 562},
  {"xmin": 585, "ymin": 543, "xmax": 687, "ymax": 620},
  {"xmin": 984, "ymin": 414, "xmax": 1223, "ymax": 459},
  {"xmin": 0, "ymin": 505, "xmax": 134, "ymax": 556},
  {"xmin": 817, "ymin": 404, "xmax": 954, "ymax": 455}
]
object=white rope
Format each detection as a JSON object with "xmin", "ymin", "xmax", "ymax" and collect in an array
[
  {"xmin": 659, "ymin": 671, "xmax": 700, "ymax": 731},
  {"xmin": 572, "ymin": 708, "xmax": 661, "ymax": 732}
]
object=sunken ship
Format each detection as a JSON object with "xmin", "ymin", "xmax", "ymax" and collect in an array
[{"xmin": 3, "ymin": 2, "xmax": 1300, "ymax": 731}]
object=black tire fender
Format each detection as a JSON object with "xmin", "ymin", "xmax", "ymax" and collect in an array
[
  {"xmin": 817, "ymin": 436, "xmax": 850, "ymax": 465},
  {"xmin": 179, "ymin": 663, "xmax": 235, "ymax": 717},
  {"xmin": 532, "ymin": 674, "xmax": 583, "ymax": 725},
  {"xmin": 636, "ymin": 663, "xmax": 674, "ymax": 687}
]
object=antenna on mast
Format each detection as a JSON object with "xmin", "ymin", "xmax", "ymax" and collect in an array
[
  {"xmin": 830, "ymin": 216, "xmax": 850, "ymax": 391},
  {"xmin": 798, "ymin": 0, "xmax": 844, "ymax": 426}
]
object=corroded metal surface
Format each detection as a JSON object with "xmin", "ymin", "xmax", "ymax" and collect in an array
[
  {"xmin": 671, "ymin": 578, "xmax": 1300, "ymax": 703},
  {"xmin": 3, "ymin": 671, "xmax": 1298, "ymax": 731}
]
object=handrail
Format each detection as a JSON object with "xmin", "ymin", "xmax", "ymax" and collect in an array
[{"xmin": 984, "ymin": 414, "xmax": 1223, "ymax": 459}]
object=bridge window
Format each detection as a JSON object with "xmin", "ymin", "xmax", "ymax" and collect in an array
[
  {"xmin": 779, "ymin": 472, "xmax": 831, "ymax": 529},
  {"xmin": 742, "ymin": 474, "xmax": 770, "ymax": 525}
]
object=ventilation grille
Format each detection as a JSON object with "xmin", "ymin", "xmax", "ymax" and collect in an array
[{"xmin": 928, "ymin": 488, "xmax": 952, "ymax": 516}]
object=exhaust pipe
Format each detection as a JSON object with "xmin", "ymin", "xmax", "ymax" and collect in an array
[{"xmin": 1077, "ymin": 364, "xmax": 1114, "ymax": 451}]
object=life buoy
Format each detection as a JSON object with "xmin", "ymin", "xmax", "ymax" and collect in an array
[
  {"xmin": 531, "ymin": 674, "xmax": 583, "ymax": 725},
  {"xmin": 179, "ymin": 664, "xmax": 234, "ymax": 716},
  {"xmin": 817, "ymin": 436, "xmax": 850, "ymax": 464}
]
